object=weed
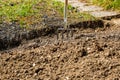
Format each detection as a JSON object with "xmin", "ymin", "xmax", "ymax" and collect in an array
[{"xmin": 90, "ymin": 0, "xmax": 120, "ymax": 11}]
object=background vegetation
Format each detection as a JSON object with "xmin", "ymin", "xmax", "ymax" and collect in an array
[
  {"xmin": 89, "ymin": 0, "xmax": 120, "ymax": 11},
  {"xmin": 0, "ymin": 0, "xmax": 95, "ymax": 28},
  {"xmin": 0, "ymin": 0, "xmax": 65, "ymax": 27}
]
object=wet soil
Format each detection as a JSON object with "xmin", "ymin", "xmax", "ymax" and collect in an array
[{"xmin": 0, "ymin": 21, "xmax": 120, "ymax": 80}]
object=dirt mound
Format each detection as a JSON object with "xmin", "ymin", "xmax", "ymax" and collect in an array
[{"xmin": 0, "ymin": 24, "xmax": 120, "ymax": 80}]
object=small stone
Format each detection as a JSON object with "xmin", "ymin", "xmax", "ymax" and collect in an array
[
  {"xmin": 33, "ymin": 73, "xmax": 37, "ymax": 76},
  {"xmin": 94, "ymin": 54, "xmax": 100, "ymax": 58},
  {"xmin": 87, "ymin": 47, "xmax": 91, "ymax": 53},
  {"xmin": 86, "ymin": 37, "xmax": 89, "ymax": 41},
  {"xmin": 65, "ymin": 76, "xmax": 69, "ymax": 80},
  {"xmin": 47, "ymin": 55, "xmax": 52, "ymax": 60},
  {"xmin": 87, "ymin": 47, "xmax": 95, "ymax": 53},
  {"xmin": 33, "ymin": 63, "xmax": 36, "ymax": 67}
]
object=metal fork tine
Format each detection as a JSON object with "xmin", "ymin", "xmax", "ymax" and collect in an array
[
  {"xmin": 56, "ymin": 0, "xmax": 76, "ymax": 40},
  {"xmin": 70, "ymin": 30, "xmax": 73, "ymax": 37},
  {"xmin": 62, "ymin": 31, "xmax": 64, "ymax": 39}
]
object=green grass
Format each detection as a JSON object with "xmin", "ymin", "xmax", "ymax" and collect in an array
[
  {"xmin": 0, "ymin": 0, "xmax": 37, "ymax": 22},
  {"xmin": 0, "ymin": 0, "xmax": 56, "ymax": 26},
  {"xmin": 90, "ymin": 0, "xmax": 120, "ymax": 11},
  {"xmin": 0, "ymin": 0, "xmax": 95, "ymax": 28}
]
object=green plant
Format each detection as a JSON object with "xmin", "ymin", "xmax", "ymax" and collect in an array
[
  {"xmin": 90, "ymin": 0, "xmax": 120, "ymax": 11},
  {"xmin": 52, "ymin": 0, "xmax": 76, "ymax": 16},
  {"xmin": 0, "ymin": 0, "xmax": 39, "ymax": 22},
  {"xmin": 0, "ymin": 0, "xmax": 96, "ymax": 28}
]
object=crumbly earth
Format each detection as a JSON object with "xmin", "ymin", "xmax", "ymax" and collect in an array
[{"xmin": 0, "ymin": 23, "xmax": 120, "ymax": 80}]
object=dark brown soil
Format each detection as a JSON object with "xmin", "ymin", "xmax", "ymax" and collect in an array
[
  {"xmin": 0, "ymin": 21, "xmax": 120, "ymax": 80},
  {"xmin": 0, "ymin": 16, "xmax": 103, "ymax": 50}
]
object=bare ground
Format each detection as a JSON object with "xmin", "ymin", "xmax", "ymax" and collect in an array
[{"xmin": 0, "ymin": 21, "xmax": 120, "ymax": 80}]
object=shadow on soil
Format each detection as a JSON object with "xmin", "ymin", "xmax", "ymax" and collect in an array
[{"xmin": 0, "ymin": 19, "xmax": 104, "ymax": 50}]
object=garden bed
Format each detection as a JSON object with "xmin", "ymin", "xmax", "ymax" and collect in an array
[
  {"xmin": 0, "ymin": 1, "xmax": 120, "ymax": 80},
  {"xmin": 0, "ymin": 0, "xmax": 104, "ymax": 50}
]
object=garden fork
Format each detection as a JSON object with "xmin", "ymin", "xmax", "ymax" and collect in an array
[{"xmin": 57, "ymin": 0, "xmax": 75, "ymax": 40}]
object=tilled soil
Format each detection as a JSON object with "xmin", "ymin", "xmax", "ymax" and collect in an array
[
  {"xmin": 0, "ymin": 22, "xmax": 120, "ymax": 80},
  {"xmin": 0, "ymin": 18, "xmax": 103, "ymax": 50}
]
